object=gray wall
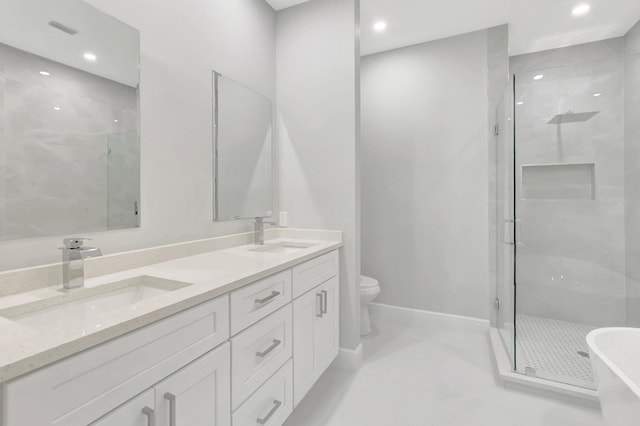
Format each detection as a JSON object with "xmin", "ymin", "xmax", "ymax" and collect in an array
[
  {"xmin": 361, "ymin": 28, "xmax": 507, "ymax": 320},
  {"xmin": 511, "ymin": 39, "xmax": 627, "ymax": 326},
  {"xmin": 277, "ymin": 0, "xmax": 361, "ymax": 350},
  {"xmin": 0, "ymin": 0, "xmax": 276, "ymax": 270},
  {"xmin": 625, "ymin": 20, "xmax": 640, "ymax": 327}
]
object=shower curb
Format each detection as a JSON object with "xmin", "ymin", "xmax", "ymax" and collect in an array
[{"xmin": 488, "ymin": 327, "xmax": 601, "ymax": 409}]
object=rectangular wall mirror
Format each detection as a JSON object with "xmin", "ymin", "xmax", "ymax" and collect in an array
[
  {"xmin": 0, "ymin": 0, "xmax": 140, "ymax": 240},
  {"xmin": 213, "ymin": 72, "xmax": 273, "ymax": 221}
]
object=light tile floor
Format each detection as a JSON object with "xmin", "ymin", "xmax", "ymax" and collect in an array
[
  {"xmin": 516, "ymin": 314, "xmax": 597, "ymax": 389},
  {"xmin": 284, "ymin": 311, "xmax": 605, "ymax": 426}
]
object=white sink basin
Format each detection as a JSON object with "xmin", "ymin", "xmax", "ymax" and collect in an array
[
  {"xmin": 0, "ymin": 276, "xmax": 191, "ymax": 332},
  {"xmin": 248, "ymin": 241, "xmax": 316, "ymax": 255}
]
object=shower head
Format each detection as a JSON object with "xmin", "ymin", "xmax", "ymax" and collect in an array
[{"xmin": 547, "ymin": 111, "xmax": 600, "ymax": 124}]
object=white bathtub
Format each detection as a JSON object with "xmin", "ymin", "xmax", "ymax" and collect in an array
[{"xmin": 587, "ymin": 328, "xmax": 640, "ymax": 426}]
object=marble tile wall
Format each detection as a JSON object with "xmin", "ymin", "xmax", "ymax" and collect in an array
[
  {"xmin": 0, "ymin": 43, "xmax": 138, "ymax": 240},
  {"xmin": 511, "ymin": 39, "xmax": 627, "ymax": 326},
  {"xmin": 624, "ymin": 20, "xmax": 640, "ymax": 327}
]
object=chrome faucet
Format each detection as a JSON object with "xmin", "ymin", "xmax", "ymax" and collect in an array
[
  {"xmin": 254, "ymin": 217, "xmax": 276, "ymax": 245},
  {"xmin": 60, "ymin": 238, "xmax": 102, "ymax": 290}
]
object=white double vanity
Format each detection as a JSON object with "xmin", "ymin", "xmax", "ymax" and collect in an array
[
  {"xmin": 0, "ymin": 230, "xmax": 342, "ymax": 426},
  {"xmin": 0, "ymin": 0, "xmax": 344, "ymax": 425}
]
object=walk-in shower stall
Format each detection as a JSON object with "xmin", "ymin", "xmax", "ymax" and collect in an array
[{"xmin": 490, "ymin": 21, "xmax": 640, "ymax": 393}]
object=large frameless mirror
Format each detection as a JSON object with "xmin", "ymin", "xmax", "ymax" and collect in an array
[
  {"xmin": 213, "ymin": 72, "xmax": 273, "ymax": 221},
  {"xmin": 0, "ymin": 0, "xmax": 140, "ymax": 240}
]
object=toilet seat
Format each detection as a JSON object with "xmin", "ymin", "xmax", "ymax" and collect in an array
[{"xmin": 361, "ymin": 276, "xmax": 379, "ymax": 288}]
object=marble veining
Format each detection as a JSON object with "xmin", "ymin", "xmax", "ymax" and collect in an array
[
  {"xmin": 625, "ymin": 21, "xmax": 640, "ymax": 327},
  {"xmin": 511, "ymin": 38, "xmax": 627, "ymax": 326},
  {"xmin": 0, "ymin": 42, "xmax": 139, "ymax": 240}
]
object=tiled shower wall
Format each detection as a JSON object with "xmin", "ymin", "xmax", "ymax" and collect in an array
[
  {"xmin": 625, "ymin": 20, "xmax": 640, "ymax": 327},
  {"xmin": 0, "ymin": 42, "xmax": 138, "ymax": 240},
  {"xmin": 510, "ymin": 19, "xmax": 640, "ymax": 327},
  {"xmin": 511, "ymin": 38, "xmax": 627, "ymax": 326}
]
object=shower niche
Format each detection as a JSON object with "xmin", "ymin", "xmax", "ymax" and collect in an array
[{"xmin": 521, "ymin": 163, "xmax": 595, "ymax": 200}]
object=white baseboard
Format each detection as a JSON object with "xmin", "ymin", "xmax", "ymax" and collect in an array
[
  {"xmin": 332, "ymin": 343, "xmax": 363, "ymax": 371},
  {"xmin": 368, "ymin": 302, "xmax": 489, "ymax": 332}
]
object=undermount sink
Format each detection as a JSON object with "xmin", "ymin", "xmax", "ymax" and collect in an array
[
  {"xmin": 248, "ymin": 241, "xmax": 316, "ymax": 255},
  {"xmin": 0, "ymin": 275, "xmax": 191, "ymax": 332}
]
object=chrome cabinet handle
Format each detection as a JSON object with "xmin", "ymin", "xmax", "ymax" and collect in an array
[
  {"xmin": 256, "ymin": 339, "xmax": 281, "ymax": 358},
  {"xmin": 321, "ymin": 290, "xmax": 328, "ymax": 314},
  {"xmin": 142, "ymin": 407, "xmax": 156, "ymax": 426},
  {"xmin": 164, "ymin": 392, "xmax": 177, "ymax": 426},
  {"xmin": 257, "ymin": 400, "xmax": 282, "ymax": 425},
  {"xmin": 316, "ymin": 292, "xmax": 323, "ymax": 317},
  {"xmin": 255, "ymin": 291, "xmax": 280, "ymax": 305}
]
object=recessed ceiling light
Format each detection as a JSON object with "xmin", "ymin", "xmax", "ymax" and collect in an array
[
  {"xmin": 373, "ymin": 21, "xmax": 387, "ymax": 32},
  {"xmin": 83, "ymin": 52, "xmax": 97, "ymax": 62},
  {"xmin": 572, "ymin": 4, "xmax": 591, "ymax": 16},
  {"xmin": 593, "ymin": 93, "xmax": 602, "ymax": 97},
  {"xmin": 39, "ymin": 71, "xmax": 50, "ymax": 76},
  {"xmin": 114, "ymin": 119, "xmax": 118, "ymax": 123},
  {"xmin": 53, "ymin": 106, "xmax": 61, "ymax": 110},
  {"xmin": 533, "ymin": 74, "xmax": 544, "ymax": 80},
  {"xmin": 517, "ymin": 101, "xmax": 524, "ymax": 105}
]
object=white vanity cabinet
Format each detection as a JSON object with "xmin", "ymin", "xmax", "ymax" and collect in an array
[
  {"xmin": 1, "ymin": 296, "xmax": 230, "ymax": 426},
  {"xmin": 0, "ymin": 248, "xmax": 341, "ymax": 426},
  {"xmin": 92, "ymin": 389, "xmax": 156, "ymax": 426},
  {"xmin": 93, "ymin": 344, "xmax": 231, "ymax": 426},
  {"xmin": 292, "ymin": 275, "xmax": 340, "ymax": 406},
  {"xmin": 153, "ymin": 343, "xmax": 231, "ymax": 426}
]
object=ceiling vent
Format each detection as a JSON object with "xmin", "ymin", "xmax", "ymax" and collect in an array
[{"xmin": 48, "ymin": 21, "xmax": 78, "ymax": 35}]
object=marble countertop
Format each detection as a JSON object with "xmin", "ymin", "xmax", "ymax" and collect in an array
[{"xmin": 0, "ymin": 235, "xmax": 342, "ymax": 383}]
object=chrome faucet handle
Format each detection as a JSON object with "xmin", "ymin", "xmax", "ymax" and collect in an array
[
  {"xmin": 255, "ymin": 217, "xmax": 277, "ymax": 226},
  {"xmin": 63, "ymin": 237, "xmax": 91, "ymax": 249}
]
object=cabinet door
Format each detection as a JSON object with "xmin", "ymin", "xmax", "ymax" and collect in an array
[
  {"xmin": 155, "ymin": 343, "xmax": 231, "ymax": 426},
  {"xmin": 292, "ymin": 286, "xmax": 321, "ymax": 406},
  {"xmin": 314, "ymin": 276, "xmax": 339, "ymax": 375},
  {"xmin": 91, "ymin": 389, "xmax": 155, "ymax": 426}
]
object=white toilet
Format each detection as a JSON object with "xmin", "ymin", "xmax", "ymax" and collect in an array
[{"xmin": 360, "ymin": 275, "xmax": 381, "ymax": 335}]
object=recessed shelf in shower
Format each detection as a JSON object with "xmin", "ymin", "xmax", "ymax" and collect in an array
[{"xmin": 521, "ymin": 163, "xmax": 595, "ymax": 200}]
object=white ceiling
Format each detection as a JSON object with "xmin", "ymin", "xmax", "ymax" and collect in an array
[
  {"xmin": 0, "ymin": 0, "xmax": 139, "ymax": 87},
  {"xmin": 361, "ymin": 0, "xmax": 640, "ymax": 56},
  {"xmin": 265, "ymin": 0, "xmax": 312, "ymax": 11}
]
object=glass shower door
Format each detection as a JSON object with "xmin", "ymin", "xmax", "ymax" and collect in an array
[{"xmin": 493, "ymin": 78, "xmax": 517, "ymax": 367}]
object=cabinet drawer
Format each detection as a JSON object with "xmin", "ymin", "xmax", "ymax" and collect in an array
[
  {"xmin": 232, "ymin": 360, "xmax": 293, "ymax": 426},
  {"xmin": 292, "ymin": 250, "xmax": 338, "ymax": 298},
  {"xmin": 230, "ymin": 270, "xmax": 291, "ymax": 335},
  {"xmin": 231, "ymin": 304, "xmax": 292, "ymax": 409},
  {"xmin": 2, "ymin": 295, "xmax": 230, "ymax": 426}
]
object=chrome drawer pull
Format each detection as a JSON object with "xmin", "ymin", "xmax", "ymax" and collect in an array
[
  {"xmin": 321, "ymin": 290, "xmax": 328, "ymax": 314},
  {"xmin": 316, "ymin": 292, "xmax": 323, "ymax": 317},
  {"xmin": 256, "ymin": 339, "xmax": 282, "ymax": 358},
  {"xmin": 255, "ymin": 291, "xmax": 280, "ymax": 305},
  {"xmin": 257, "ymin": 400, "xmax": 282, "ymax": 424},
  {"xmin": 142, "ymin": 407, "xmax": 156, "ymax": 426},
  {"xmin": 164, "ymin": 392, "xmax": 177, "ymax": 426}
]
